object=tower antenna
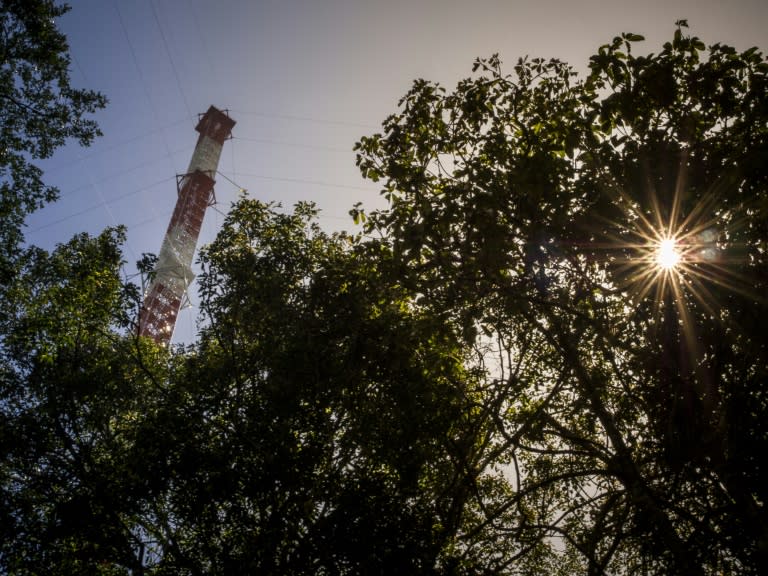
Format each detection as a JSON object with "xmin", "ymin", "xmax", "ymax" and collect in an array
[{"xmin": 138, "ymin": 106, "xmax": 236, "ymax": 345}]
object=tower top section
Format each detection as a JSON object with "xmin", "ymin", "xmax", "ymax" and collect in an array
[{"xmin": 195, "ymin": 106, "xmax": 236, "ymax": 144}]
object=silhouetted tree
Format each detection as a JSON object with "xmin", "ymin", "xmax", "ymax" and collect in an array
[{"xmin": 356, "ymin": 20, "xmax": 767, "ymax": 575}]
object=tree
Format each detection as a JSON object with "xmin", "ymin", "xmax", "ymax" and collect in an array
[
  {"xmin": 355, "ymin": 21, "xmax": 768, "ymax": 575},
  {"xmin": 0, "ymin": 0, "xmax": 106, "ymax": 282},
  {"xmin": 0, "ymin": 3, "xmax": 133, "ymax": 573},
  {"xmin": 123, "ymin": 199, "xmax": 497, "ymax": 574},
  {"xmin": 0, "ymin": 227, "xmax": 161, "ymax": 575}
]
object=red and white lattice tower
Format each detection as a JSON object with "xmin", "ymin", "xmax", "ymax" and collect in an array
[{"xmin": 138, "ymin": 106, "xmax": 236, "ymax": 345}]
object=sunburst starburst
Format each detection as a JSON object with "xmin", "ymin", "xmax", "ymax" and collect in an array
[{"xmin": 595, "ymin": 151, "xmax": 756, "ymax": 330}]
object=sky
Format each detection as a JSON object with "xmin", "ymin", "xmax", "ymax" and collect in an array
[{"xmin": 25, "ymin": 0, "xmax": 768, "ymax": 343}]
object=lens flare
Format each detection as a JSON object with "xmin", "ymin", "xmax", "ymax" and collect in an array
[
  {"xmin": 592, "ymin": 148, "xmax": 752, "ymax": 327},
  {"xmin": 574, "ymin": 146, "xmax": 760, "ymax": 384}
]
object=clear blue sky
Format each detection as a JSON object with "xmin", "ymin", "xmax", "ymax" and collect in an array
[{"xmin": 26, "ymin": 0, "xmax": 768, "ymax": 343}]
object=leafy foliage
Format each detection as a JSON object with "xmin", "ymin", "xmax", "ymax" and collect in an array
[
  {"xmin": 0, "ymin": 228, "xmax": 158, "ymax": 575},
  {"xmin": 135, "ymin": 200, "xmax": 494, "ymax": 574},
  {"xmin": 0, "ymin": 0, "xmax": 106, "ymax": 281}
]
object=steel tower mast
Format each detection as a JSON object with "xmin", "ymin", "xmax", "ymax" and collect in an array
[{"xmin": 138, "ymin": 106, "xmax": 236, "ymax": 345}]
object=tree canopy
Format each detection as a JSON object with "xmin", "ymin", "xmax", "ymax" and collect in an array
[
  {"xmin": 355, "ymin": 20, "xmax": 768, "ymax": 574},
  {"xmin": 2, "ymin": 17, "xmax": 767, "ymax": 576}
]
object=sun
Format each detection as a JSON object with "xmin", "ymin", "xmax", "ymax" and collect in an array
[{"xmin": 656, "ymin": 237, "xmax": 681, "ymax": 270}]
